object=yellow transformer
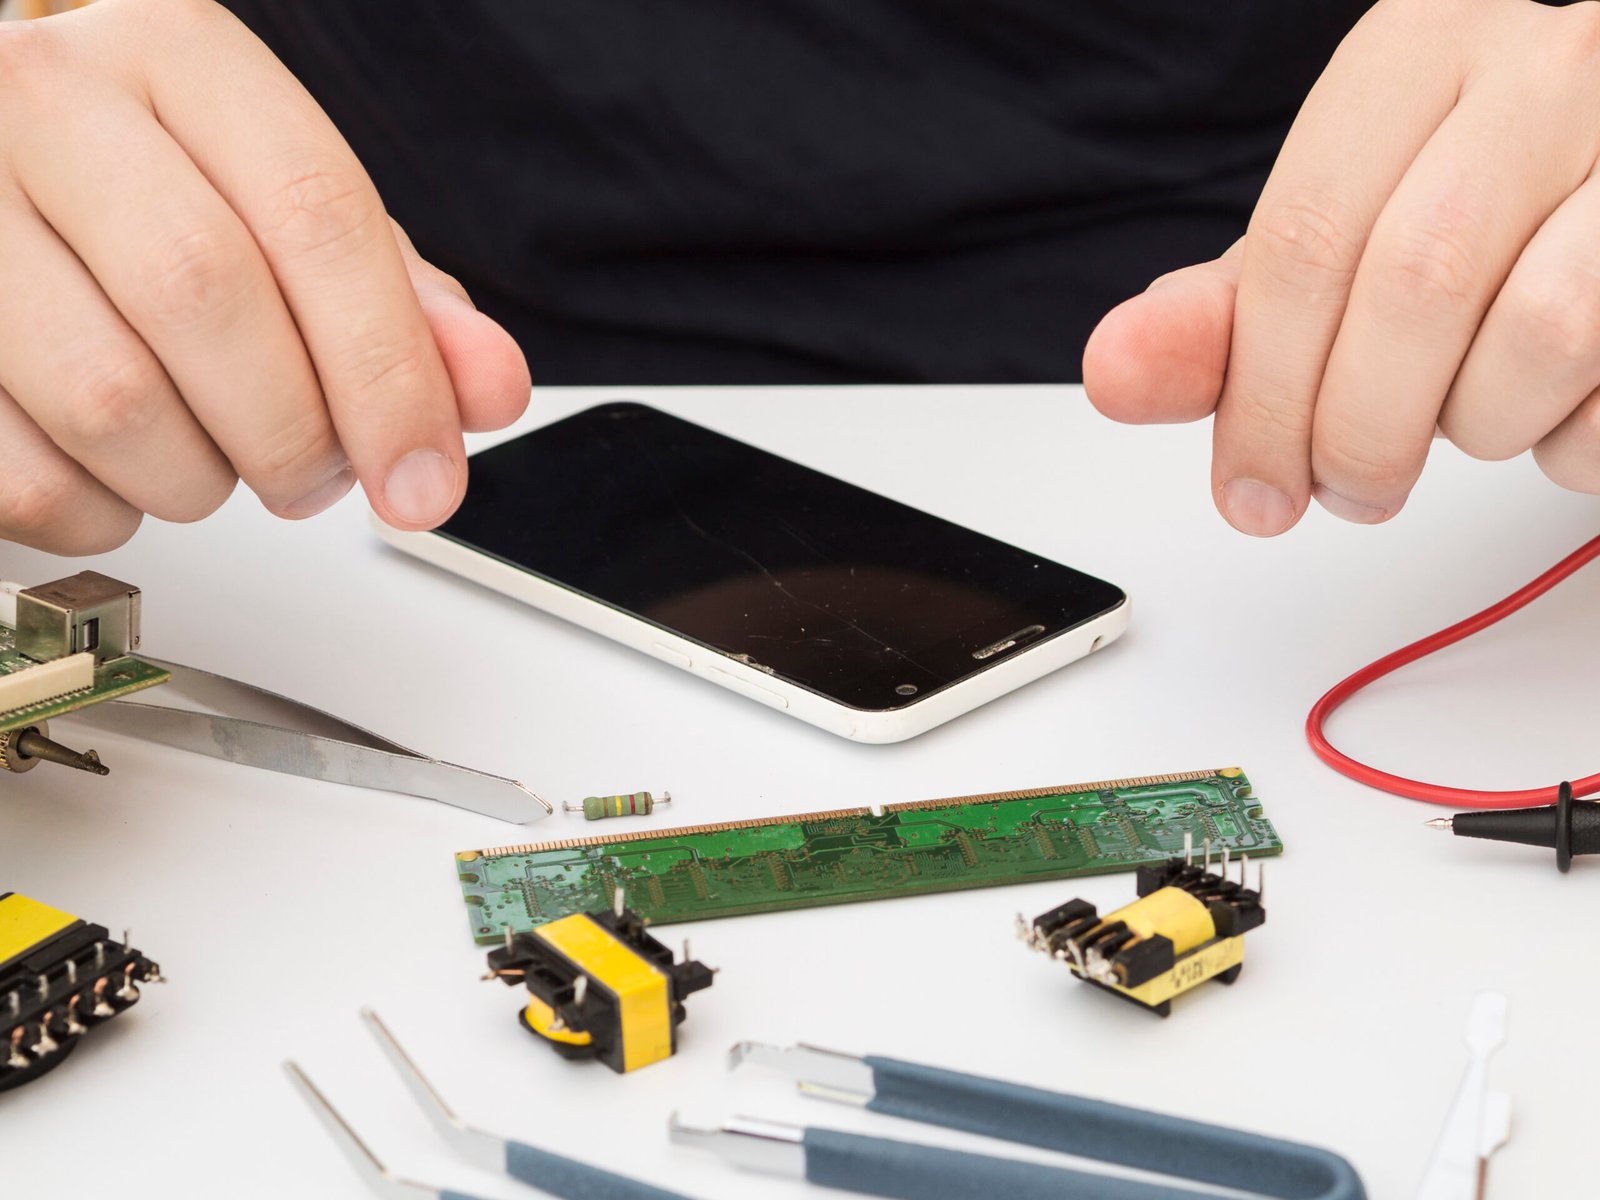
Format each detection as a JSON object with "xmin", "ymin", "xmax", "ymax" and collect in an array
[
  {"xmin": 485, "ymin": 899, "xmax": 715, "ymax": 1073},
  {"xmin": 1022, "ymin": 852, "xmax": 1265, "ymax": 1017}
]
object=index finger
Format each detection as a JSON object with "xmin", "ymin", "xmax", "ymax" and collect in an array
[
  {"xmin": 91, "ymin": 0, "xmax": 465, "ymax": 530},
  {"xmin": 1215, "ymin": 1, "xmax": 1462, "ymax": 534}
]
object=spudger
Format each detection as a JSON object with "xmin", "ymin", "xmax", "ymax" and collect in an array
[
  {"xmin": 1426, "ymin": 781, "xmax": 1600, "ymax": 872},
  {"xmin": 678, "ymin": 1042, "xmax": 1366, "ymax": 1200},
  {"xmin": 1416, "ymin": 993, "xmax": 1511, "ymax": 1200}
]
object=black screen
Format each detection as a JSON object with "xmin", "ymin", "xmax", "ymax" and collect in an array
[{"xmin": 438, "ymin": 403, "xmax": 1125, "ymax": 712}]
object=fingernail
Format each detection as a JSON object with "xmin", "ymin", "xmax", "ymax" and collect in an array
[
  {"xmin": 1313, "ymin": 484, "xmax": 1389, "ymax": 525},
  {"xmin": 1221, "ymin": 478, "xmax": 1295, "ymax": 537},
  {"xmin": 280, "ymin": 464, "xmax": 356, "ymax": 520},
  {"xmin": 384, "ymin": 448, "xmax": 459, "ymax": 526}
]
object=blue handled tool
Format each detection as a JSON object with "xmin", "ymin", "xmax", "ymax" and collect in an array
[
  {"xmin": 670, "ymin": 1042, "xmax": 1366, "ymax": 1200},
  {"xmin": 286, "ymin": 1009, "xmax": 693, "ymax": 1200}
]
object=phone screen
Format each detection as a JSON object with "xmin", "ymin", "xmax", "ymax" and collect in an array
[{"xmin": 437, "ymin": 402, "xmax": 1125, "ymax": 712}]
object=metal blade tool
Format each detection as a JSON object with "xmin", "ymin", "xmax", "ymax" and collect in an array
[{"xmin": 68, "ymin": 657, "xmax": 549, "ymax": 823}]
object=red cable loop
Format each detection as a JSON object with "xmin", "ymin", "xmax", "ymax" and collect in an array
[{"xmin": 1305, "ymin": 531, "xmax": 1600, "ymax": 809}]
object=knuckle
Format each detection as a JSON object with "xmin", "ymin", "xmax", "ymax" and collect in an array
[
  {"xmin": 1534, "ymin": 426, "xmax": 1600, "ymax": 493},
  {"xmin": 1250, "ymin": 190, "xmax": 1363, "ymax": 292},
  {"xmin": 1504, "ymin": 275, "xmax": 1600, "ymax": 369},
  {"xmin": 1377, "ymin": 0, "xmax": 1445, "ymax": 18},
  {"xmin": 335, "ymin": 326, "xmax": 436, "ymax": 400},
  {"xmin": 250, "ymin": 407, "xmax": 340, "ymax": 485},
  {"xmin": 0, "ymin": 467, "xmax": 139, "ymax": 555},
  {"xmin": 1314, "ymin": 413, "xmax": 1416, "ymax": 494},
  {"xmin": 262, "ymin": 160, "xmax": 382, "ymax": 263},
  {"xmin": 1550, "ymin": 2, "xmax": 1600, "ymax": 66},
  {"xmin": 1573, "ymin": 396, "xmax": 1600, "ymax": 446},
  {"xmin": 0, "ymin": 22, "xmax": 59, "ymax": 97},
  {"xmin": 1360, "ymin": 0, "xmax": 1431, "ymax": 40},
  {"xmin": 167, "ymin": 0, "xmax": 223, "ymax": 18},
  {"xmin": 3, "ymin": 467, "xmax": 76, "ymax": 541},
  {"xmin": 424, "ymin": 264, "xmax": 472, "ymax": 306},
  {"xmin": 1438, "ymin": 411, "xmax": 1516, "ymax": 463},
  {"xmin": 139, "ymin": 0, "xmax": 202, "ymax": 18},
  {"xmin": 144, "ymin": 225, "xmax": 252, "ymax": 330},
  {"xmin": 130, "ymin": 0, "xmax": 225, "ymax": 34},
  {"xmin": 59, "ymin": 353, "xmax": 167, "ymax": 447},
  {"xmin": 67, "ymin": 509, "xmax": 144, "ymax": 555},
  {"xmin": 158, "ymin": 473, "xmax": 235, "ymax": 524},
  {"xmin": 1224, "ymin": 383, "xmax": 1315, "ymax": 442},
  {"xmin": 1374, "ymin": 218, "xmax": 1484, "ymax": 321}
]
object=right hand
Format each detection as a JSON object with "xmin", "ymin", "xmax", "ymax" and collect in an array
[{"xmin": 0, "ymin": 0, "xmax": 531, "ymax": 555}]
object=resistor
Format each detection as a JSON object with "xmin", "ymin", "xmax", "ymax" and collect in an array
[{"xmin": 563, "ymin": 791, "xmax": 672, "ymax": 821}]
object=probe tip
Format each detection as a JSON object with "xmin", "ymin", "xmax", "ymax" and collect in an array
[
  {"xmin": 13, "ymin": 728, "xmax": 110, "ymax": 775},
  {"xmin": 1424, "ymin": 817, "xmax": 1454, "ymax": 832}
]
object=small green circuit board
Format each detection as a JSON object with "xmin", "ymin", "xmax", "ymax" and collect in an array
[
  {"xmin": 457, "ymin": 769, "xmax": 1282, "ymax": 939},
  {"xmin": 0, "ymin": 624, "xmax": 168, "ymax": 733}
]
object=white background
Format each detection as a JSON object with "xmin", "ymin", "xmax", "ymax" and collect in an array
[{"xmin": 2, "ymin": 386, "xmax": 1597, "ymax": 1199}]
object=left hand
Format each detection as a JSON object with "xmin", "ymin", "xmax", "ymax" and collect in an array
[{"xmin": 1084, "ymin": 0, "xmax": 1600, "ymax": 536}]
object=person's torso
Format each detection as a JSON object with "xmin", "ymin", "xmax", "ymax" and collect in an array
[{"xmin": 223, "ymin": 2, "xmax": 1373, "ymax": 382}]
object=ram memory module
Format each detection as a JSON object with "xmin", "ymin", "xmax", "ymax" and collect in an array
[{"xmin": 457, "ymin": 768, "xmax": 1282, "ymax": 940}]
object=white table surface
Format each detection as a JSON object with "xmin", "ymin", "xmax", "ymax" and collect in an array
[{"xmin": 2, "ymin": 385, "xmax": 1597, "ymax": 1199}]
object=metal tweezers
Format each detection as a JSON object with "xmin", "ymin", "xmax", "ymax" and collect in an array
[
  {"xmin": 671, "ymin": 1043, "xmax": 1368, "ymax": 1200},
  {"xmin": 287, "ymin": 1009, "xmax": 692, "ymax": 1200},
  {"xmin": 66, "ymin": 657, "xmax": 549, "ymax": 823}
]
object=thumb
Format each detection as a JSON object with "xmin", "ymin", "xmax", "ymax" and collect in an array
[
  {"xmin": 390, "ymin": 219, "xmax": 532, "ymax": 434},
  {"xmin": 1082, "ymin": 238, "xmax": 1242, "ymax": 425}
]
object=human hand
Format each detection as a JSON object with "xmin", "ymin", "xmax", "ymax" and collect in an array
[
  {"xmin": 0, "ymin": 0, "xmax": 530, "ymax": 554},
  {"xmin": 1084, "ymin": 0, "xmax": 1600, "ymax": 536}
]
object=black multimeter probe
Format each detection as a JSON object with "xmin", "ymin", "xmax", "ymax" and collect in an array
[{"xmin": 1427, "ymin": 781, "xmax": 1600, "ymax": 872}]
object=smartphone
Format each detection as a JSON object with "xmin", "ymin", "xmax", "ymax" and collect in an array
[{"xmin": 375, "ymin": 402, "xmax": 1128, "ymax": 743}]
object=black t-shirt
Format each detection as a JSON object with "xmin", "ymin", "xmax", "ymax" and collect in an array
[{"xmin": 221, "ymin": 3, "xmax": 1372, "ymax": 384}]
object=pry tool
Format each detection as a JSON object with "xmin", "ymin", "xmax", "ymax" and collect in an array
[
  {"xmin": 671, "ymin": 1043, "xmax": 1365, "ymax": 1200},
  {"xmin": 286, "ymin": 1008, "xmax": 693, "ymax": 1200},
  {"xmin": 1416, "ymin": 993, "xmax": 1511, "ymax": 1200}
]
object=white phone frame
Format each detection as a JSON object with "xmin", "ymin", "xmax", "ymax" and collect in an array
[{"xmin": 375, "ymin": 517, "xmax": 1128, "ymax": 744}]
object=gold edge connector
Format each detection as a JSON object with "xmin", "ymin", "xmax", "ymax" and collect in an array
[
  {"xmin": 465, "ymin": 769, "xmax": 1246, "ymax": 860},
  {"xmin": 472, "ymin": 806, "xmax": 876, "ymax": 858},
  {"xmin": 882, "ymin": 768, "xmax": 1236, "ymax": 813}
]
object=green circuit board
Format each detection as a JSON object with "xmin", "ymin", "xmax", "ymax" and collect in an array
[
  {"xmin": 457, "ymin": 768, "xmax": 1282, "ymax": 939},
  {"xmin": 0, "ymin": 624, "xmax": 168, "ymax": 733}
]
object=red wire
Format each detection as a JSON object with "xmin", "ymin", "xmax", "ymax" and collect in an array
[{"xmin": 1305, "ymin": 531, "xmax": 1600, "ymax": 809}]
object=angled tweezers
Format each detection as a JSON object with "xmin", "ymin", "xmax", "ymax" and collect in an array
[{"xmin": 287, "ymin": 1009, "xmax": 689, "ymax": 1200}]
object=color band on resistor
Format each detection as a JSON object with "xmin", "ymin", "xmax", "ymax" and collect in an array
[{"xmin": 563, "ymin": 791, "xmax": 672, "ymax": 821}]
